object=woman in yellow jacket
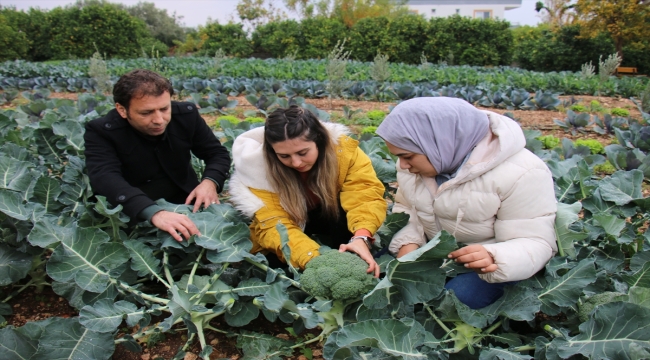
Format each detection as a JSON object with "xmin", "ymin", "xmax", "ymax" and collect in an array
[{"xmin": 229, "ymin": 106, "xmax": 387, "ymax": 276}]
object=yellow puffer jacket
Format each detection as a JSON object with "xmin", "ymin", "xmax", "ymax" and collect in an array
[{"xmin": 228, "ymin": 123, "xmax": 387, "ymax": 269}]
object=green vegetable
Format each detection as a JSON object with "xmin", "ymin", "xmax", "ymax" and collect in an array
[
  {"xmin": 578, "ymin": 292, "xmax": 628, "ymax": 322},
  {"xmin": 570, "ymin": 104, "xmax": 588, "ymax": 113},
  {"xmin": 360, "ymin": 126, "xmax": 377, "ymax": 135},
  {"xmin": 300, "ymin": 250, "xmax": 377, "ymax": 302},
  {"xmin": 244, "ymin": 116, "xmax": 265, "ymax": 124},
  {"xmin": 611, "ymin": 108, "xmax": 630, "ymax": 117},
  {"xmin": 575, "ymin": 139, "xmax": 605, "ymax": 154},
  {"xmin": 538, "ymin": 135, "xmax": 561, "ymax": 149},
  {"xmin": 217, "ymin": 115, "xmax": 240, "ymax": 125},
  {"xmin": 594, "ymin": 160, "xmax": 616, "ymax": 174}
]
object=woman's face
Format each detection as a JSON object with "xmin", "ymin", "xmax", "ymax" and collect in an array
[
  {"xmin": 271, "ymin": 137, "xmax": 319, "ymax": 172},
  {"xmin": 385, "ymin": 141, "xmax": 438, "ymax": 177}
]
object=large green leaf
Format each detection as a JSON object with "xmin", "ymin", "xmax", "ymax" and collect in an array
[
  {"xmin": 0, "ymin": 189, "xmax": 33, "ymax": 221},
  {"xmin": 31, "ymin": 176, "xmax": 63, "ymax": 213},
  {"xmin": 480, "ymin": 285, "xmax": 541, "ymax": 323},
  {"xmin": 46, "ymin": 227, "xmax": 129, "ymax": 293},
  {"xmin": 479, "ymin": 347, "xmax": 533, "ymax": 360},
  {"xmin": 554, "ymin": 202, "xmax": 587, "ymax": 259},
  {"xmin": 32, "ymin": 317, "xmax": 115, "ymax": 360},
  {"xmin": 621, "ymin": 261, "xmax": 650, "ymax": 289},
  {"xmin": 51, "ymin": 120, "xmax": 85, "ymax": 152},
  {"xmin": 236, "ymin": 330, "xmax": 293, "ymax": 360},
  {"xmin": 0, "ymin": 327, "xmax": 38, "ymax": 360},
  {"xmin": 27, "ymin": 215, "xmax": 74, "ymax": 247},
  {"xmin": 79, "ymin": 299, "xmax": 145, "ymax": 333},
  {"xmin": 550, "ymin": 302, "xmax": 650, "ymax": 359},
  {"xmin": 376, "ymin": 212, "xmax": 410, "ymax": 247},
  {"xmin": 363, "ymin": 231, "xmax": 454, "ymax": 308},
  {"xmin": 0, "ymin": 155, "xmax": 34, "ymax": 192},
  {"xmin": 538, "ymin": 258, "xmax": 597, "ymax": 315},
  {"xmin": 0, "ymin": 244, "xmax": 33, "ymax": 286},
  {"xmin": 324, "ymin": 318, "xmax": 437, "ymax": 360},
  {"xmin": 592, "ymin": 213, "xmax": 626, "ymax": 237},
  {"xmin": 123, "ymin": 240, "xmax": 162, "ymax": 278},
  {"xmin": 629, "ymin": 287, "xmax": 650, "ymax": 309},
  {"xmin": 597, "ymin": 170, "xmax": 643, "ymax": 206}
]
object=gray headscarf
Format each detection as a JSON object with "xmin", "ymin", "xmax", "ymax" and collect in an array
[{"xmin": 376, "ymin": 97, "xmax": 490, "ymax": 178}]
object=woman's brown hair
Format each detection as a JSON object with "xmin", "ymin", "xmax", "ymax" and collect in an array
[{"xmin": 263, "ymin": 106, "xmax": 339, "ymax": 225}]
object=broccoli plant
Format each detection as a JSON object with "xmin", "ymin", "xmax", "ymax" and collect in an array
[{"xmin": 554, "ymin": 110, "xmax": 592, "ymax": 135}]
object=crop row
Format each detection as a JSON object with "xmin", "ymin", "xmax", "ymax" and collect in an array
[
  {"xmin": 1, "ymin": 56, "xmax": 648, "ymax": 97},
  {"xmin": 0, "ymin": 93, "xmax": 649, "ymax": 359}
]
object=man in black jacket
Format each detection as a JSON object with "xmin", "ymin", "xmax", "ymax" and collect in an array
[{"xmin": 84, "ymin": 69, "xmax": 231, "ymax": 241}]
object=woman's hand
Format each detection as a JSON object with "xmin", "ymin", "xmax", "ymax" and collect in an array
[
  {"xmin": 448, "ymin": 244, "xmax": 498, "ymax": 274},
  {"xmin": 339, "ymin": 239, "xmax": 380, "ymax": 278},
  {"xmin": 396, "ymin": 243, "xmax": 420, "ymax": 258}
]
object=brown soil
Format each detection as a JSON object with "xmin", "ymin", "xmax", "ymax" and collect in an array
[{"xmin": 3, "ymin": 92, "xmax": 644, "ymax": 360}]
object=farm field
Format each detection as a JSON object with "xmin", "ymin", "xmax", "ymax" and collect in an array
[{"xmin": 1, "ymin": 57, "xmax": 650, "ymax": 360}]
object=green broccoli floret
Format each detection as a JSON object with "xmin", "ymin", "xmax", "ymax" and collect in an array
[
  {"xmin": 578, "ymin": 292, "xmax": 628, "ymax": 322},
  {"xmin": 300, "ymin": 250, "xmax": 377, "ymax": 302}
]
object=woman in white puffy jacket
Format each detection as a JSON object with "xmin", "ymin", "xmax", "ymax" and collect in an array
[{"xmin": 375, "ymin": 97, "xmax": 557, "ymax": 309}]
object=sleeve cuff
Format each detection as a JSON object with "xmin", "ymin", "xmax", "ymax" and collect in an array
[
  {"xmin": 202, "ymin": 177, "xmax": 220, "ymax": 191},
  {"xmin": 138, "ymin": 205, "xmax": 164, "ymax": 221}
]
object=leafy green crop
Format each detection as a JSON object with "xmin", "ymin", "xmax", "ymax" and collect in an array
[{"xmin": 0, "ymin": 93, "xmax": 649, "ymax": 359}]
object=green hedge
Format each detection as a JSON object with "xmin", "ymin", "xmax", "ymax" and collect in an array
[
  {"xmin": 253, "ymin": 15, "xmax": 512, "ymax": 65},
  {"xmin": 197, "ymin": 23, "xmax": 252, "ymax": 58},
  {"xmin": 512, "ymin": 24, "xmax": 650, "ymax": 74},
  {"xmin": 0, "ymin": 5, "xmax": 165, "ymax": 61}
]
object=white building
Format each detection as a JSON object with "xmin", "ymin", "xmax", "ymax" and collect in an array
[{"xmin": 407, "ymin": 0, "xmax": 522, "ymax": 20}]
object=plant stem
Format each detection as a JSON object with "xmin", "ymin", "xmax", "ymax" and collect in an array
[
  {"xmin": 187, "ymin": 248, "xmax": 206, "ymax": 291},
  {"xmin": 484, "ymin": 320, "xmax": 502, "ymax": 335},
  {"xmin": 244, "ymin": 257, "xmax": 302, "ymax": 289},
  {"xmin": 163, "ymin": 251, "xmax": 174, "ymax": 285},
  {"xmin": 424, "ymin": 304, "xmax": 453, "ymax": 334},
  {"xmin": 115, "ymin": 317, "xmax": 183, "ymax": 343},
  {"xmin": 510, "ymin": 345, "xmax": 536, "ymax": 352}
]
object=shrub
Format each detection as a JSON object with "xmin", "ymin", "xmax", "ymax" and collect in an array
[
  {"xmin": 0, "ymin": 13, "xmax": 29, "ymax": 61},
  {"xmin": 197, "ymin": 22, "xmax": 252, "ymax": 58},
  {"xmin": 46, "ymin": 3, "xmax": 154, "ymax": 60},
  {"xmin": 424, "ymin": 15, "xmax": 512, "ymax": 66},
  {"xmin": 575, "ymin": 139, "xmax": 605, "ymax": 154},
  {"xmin": 300, "ymin": 17, "xmax": 348, "ymax": 60},
  {"xmin": 611, "ymin": 108, "xmax": 629, "ymax": 117},
  {"xmin": 252, "ymin": 20, "xmax": 302, "ymax": 58},
  {"xmin": 348, "ymin": 16, "xmax": 391, "ymax": 62},
  {"xmin": 0, "ymin": 7, "xmax": 52, "ymax": 61},
  {"xmin": 512, "ymin": 24, "xmax": 615, "ymax": 72}
]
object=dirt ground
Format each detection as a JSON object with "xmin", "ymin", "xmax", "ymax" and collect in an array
[{"xmin": 2, "ymin": 92, "xmax": 645, "ymax": 359}]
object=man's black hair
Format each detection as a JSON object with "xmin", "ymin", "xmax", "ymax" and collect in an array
[{"xmin": 113, "ymin": 69, "xmax": 174, "ymax": 110}]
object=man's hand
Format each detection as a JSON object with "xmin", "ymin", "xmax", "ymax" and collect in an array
[
  {"xmin": 185, "ymin": 179, "xmax": 219, "ymax": 213},
  {"xmin": 339, "ymin": 239, "xmax": 380, "ymax": 278},
  {"xmin": 448, "ymin": 244, "xmax": 498, "ymax": 274},
  {"xmin": 151, "ymin": 211, "xmax": 201, "ymax": 242}
]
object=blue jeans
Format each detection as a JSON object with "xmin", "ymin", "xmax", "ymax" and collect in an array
[{"xmin": 445, "ymin": 272, "xmax": 516, "ymax": 309}]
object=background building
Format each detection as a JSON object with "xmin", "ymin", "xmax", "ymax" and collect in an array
[{"xmin": 407, "ymin": 0, "xmax": 523, "ymax": 20}]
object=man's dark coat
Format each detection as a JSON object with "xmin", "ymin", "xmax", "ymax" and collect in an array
[{"xmin": 84, "ymin": 101, "xmax": 231, "ymax": 219}]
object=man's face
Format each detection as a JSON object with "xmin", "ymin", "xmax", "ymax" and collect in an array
[{"xmin": 116, "ymin": 92, "xmax": 172, "ymax": 136}]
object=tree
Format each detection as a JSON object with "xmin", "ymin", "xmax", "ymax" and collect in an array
[
  {"xmin": 125, "ymin": 2, "xmax": 185, "ymax": 46},
  {"xmin": 575, "ymin": 0, "xmax": 650, "ymax": 61},
  {"xmin": 285, "ymin": 0, "xmax": 409, "ymax": 27},
  {"xmin": 534, "ymin": 0, "xmax": 577, "ymax": 27},
  {"xmin": 236, "ymin": 0, "xmax": 286, "ymax": 30}
]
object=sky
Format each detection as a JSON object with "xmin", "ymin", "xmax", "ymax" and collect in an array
[{"xmin": 0, "ymin": 0, "xmax": 543, "ymax": 27}]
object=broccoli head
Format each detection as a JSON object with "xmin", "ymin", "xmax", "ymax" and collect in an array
[
  {"xmin": 300, "ymin": 250, "xmax": 377, "ymax": 301},
  {"xmin": 578, "ymin": 292, "xmax": 628, "ymax": 322}
]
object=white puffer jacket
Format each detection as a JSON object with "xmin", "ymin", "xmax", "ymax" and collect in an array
[{"xmin": 390, "ymin": 111, "xmax": 557, "ymax": 283}]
